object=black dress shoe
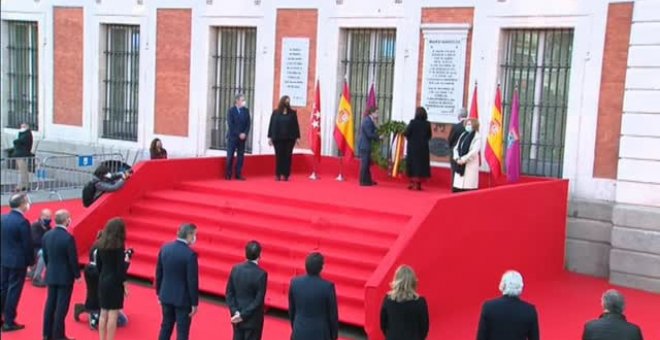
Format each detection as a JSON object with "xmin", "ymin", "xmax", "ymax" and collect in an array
[
  {"xmin": 2, "ymin": 323, "xmax": 25, "ymax": 332},
  {"xmin": 235, "ymin": 176, "xmax": 246, "ymax": 181},
  {"xmin": 225, "ymin": 175, "xmax": 232, "ymax": 180},
  {"xmin": 32, "ymin": 279, "xmax": 46, "ymax": 287},
  {"xmin": 73, "ymin": 303, "xmax": 85, "ymax": 322}
]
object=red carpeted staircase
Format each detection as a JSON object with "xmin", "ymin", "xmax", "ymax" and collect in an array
[{"xmin": 123, "ymin": 179, "xmax": 411, "ymax": 325}]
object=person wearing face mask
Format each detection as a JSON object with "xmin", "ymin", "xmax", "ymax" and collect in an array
[
  {"xmin": 83, "ymin": 165, "xmax": 131, "ymax": 208},
  {"xmin": 0, "ymin": 193, "xmax": 34, "ymax": 332},
  {"xmin": 29, "ymin": 209, "xmax": 53, "ymax": 287},
  {"xmin": 11, "ymin": 123, "xmax": 34, "ymax": 192},
  {"xmin": 156, "ymin": 223, "xmax": 199, "ymax": 340},
  {"xmin": 358, "ymin": 107, "xmax": 381, "ymax": 186},
  {"xmin": 226, "ymin": 94, "xmax": 252, "ymax": 180},
  {"xmin": 41, "ymin": 209, "xmax": 80, "ymax": 340},
  {"xmin": 268, "ymin": 95, "xmax": 301, "ymax": 181},
  {"xmin": 452, "ymin": 118, "xmax": 482, "ymax": 193}
]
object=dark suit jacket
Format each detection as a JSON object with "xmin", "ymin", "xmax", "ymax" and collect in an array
[
  {"xmin": 12, "ymin": 129, "xmax": 33, "ymax": 157},
  {"xmin": 477, "ymin": 296, "xmax": 540, "ymax": 340},
  {"xmin": 156, "ymin": 240, "xmax": 199, "ymax": 308},
  {"xmin": 31, "ymin": 220, "xmax": 51, "ymax": 250},
  {"xmin": 582, "ymin": 313, "xmax": 643, "ymax": 340},
  {"xmin": 448, "ymin": 120, "xmax": 466, "ymax": 149},
  {"xmin": 358, "ymin": 116, "xmax": 378, "ymax": 155},
  {"xmin": 42, "ymin": 226, "xmax": 80, "ymax": 285},
  {"xmin": 288, "ymin": 275, "xmax": 339, "ymax": 340},
  {"xmin": 0, "ymin": 210, "xmax": 34, "ymax": 268},
  {"xmin": 225, "ymin": 261, "xmax": 268, "ymax": 329},
  {"xmin": 227, "ymin": 106, "xmax": 251, "ymax": 142}
]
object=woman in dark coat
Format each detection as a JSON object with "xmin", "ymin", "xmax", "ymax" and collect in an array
[
  {"xmin": 404, "ymin": 107, "xmax": 432, "ymax": 190},
  {"xmin": 97, "ymin": 218, "xmax": 129, "ymax": 340},
  {"xmin": 380, "ymin": 265, "xmax": 429, "ymax": 340},
  {"xmin": 149, "ymin": 138, "xmax": 168, "ymax": 160},
  {"xmin": 268, "ymin": 95, "xmax": 301, "ymax": 181}
]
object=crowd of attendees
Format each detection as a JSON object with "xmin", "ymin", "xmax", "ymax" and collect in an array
[{"xmin": 1, "ymin": 191, "xmax": 646, "ymax": 340}]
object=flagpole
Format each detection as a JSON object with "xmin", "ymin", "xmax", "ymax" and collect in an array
[
  {"xmin": 309, "ymin": 158, "xmax": 319, "ymax": 180},
  {"xmin": 336, "ymin": 155, "xmax": 345, "ymax": 181}
]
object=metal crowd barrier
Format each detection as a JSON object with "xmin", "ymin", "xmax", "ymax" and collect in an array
[
  {"xmin": 36, "ymin": 153, "xmax": 127, "ymax": 200},
  {"xmin": 1, "ymin": 155, "xmax": 41, "ymax": 194}
]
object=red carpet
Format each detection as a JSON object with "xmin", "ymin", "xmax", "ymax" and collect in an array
[{"xmin": 1, "ymin": 273, "xmax": 659, "ymax": 340}]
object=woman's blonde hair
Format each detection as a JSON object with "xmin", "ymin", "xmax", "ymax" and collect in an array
[{"xmin": 387, "ymin": 265, "xmax": 419, "ymax": 302}]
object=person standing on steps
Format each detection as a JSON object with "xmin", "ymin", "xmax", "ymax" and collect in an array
[
  {"xmin": 41, "ymin": 209, "xmax": 80, "ymax": 340},
  {"xmin": 156, "ymin": 223, "xmax": 199, "ymax": 340},
  {"xmin": 268, "ymin": 95, "xmax": 301, "ymax": 181},
  {"xmin": 226, "ymin": 94, "xmax": 251, "ymax": 181},
  {"xmin": 1, "ymin": 193, "xmax": 34, "ymax": 333},
  {"xmin": 226, "ymin": 241, "xmax": 268, "ymax": 340}
]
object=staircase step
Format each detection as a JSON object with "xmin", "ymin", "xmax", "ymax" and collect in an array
[
  {"xmin": 144, "ymin": 190, "xmax": 404, "ymax": 238},
  {"xmin": 177, "ymin": 181, "xmax": 411, "ymax": 223},
  {"xmin": 128, "ymin": 201, "xmax": 393, "ymax": 255},
  {"xmin": 126, "ymin": 225, "xmax": 372, "ymax": 287}
]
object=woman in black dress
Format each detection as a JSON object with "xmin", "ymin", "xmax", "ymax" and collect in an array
[
  {"xmin": 268, "ymin": 95, "xmax": 301, "ymax": 181},
  {"xmin": 96, "ymin": 218, "xmax": 129, "ymax": 340},
  {"xmin": 380, "ymin": 265, "xmax": 429, "ymax": 340},
  {"xmin": 404, "ymin": 107, "xmax": 432, "ymax": 190}
]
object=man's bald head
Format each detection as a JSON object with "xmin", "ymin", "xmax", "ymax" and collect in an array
[{"xmin": 54, "ymin": 209, "xmax": 71, "ymax": 227}]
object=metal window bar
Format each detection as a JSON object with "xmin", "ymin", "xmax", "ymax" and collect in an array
[
  {"xmin": 210, "ymin": 27, "xmax": 257, "ymax": 152},
  {"xmin": 340, "ymin": 28, "xmax": 396, "ymax": 153},
  {"xmin": 102, "ymin": 24, "xmax": 140, "ymax": 141},
  {"xmin": 5, "ymin": 21, "xmax": 39, "ymax": 130},
  {"xmin": 500, "ymin": 28, "xmax": 573, "ymax": 178}
]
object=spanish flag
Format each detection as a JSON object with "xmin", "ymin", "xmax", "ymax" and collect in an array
[
  {"xmin": 485, "ymin": 85, "xmax": 504, "ymax": 179},
  {"xmin": 333, "ymin": 80, "xmax": 355, "ymax": 158}
]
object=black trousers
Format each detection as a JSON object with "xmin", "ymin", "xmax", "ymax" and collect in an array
[
  {"xmin": 232, "ymin": 324, "xmax": 263, "ymax": 340},
  {"xmin": 43, "ymin": 284, "xmax": 74, "ymax": 339},
  {"xmin": 273, "ymin": 139, "xmax": 295, "ymax": 178},
  {"xmin": 359, "ymin": 151, "xmax": 373, "ymax": 185},
  {"xmin": 226, "ymin": 139, "xmax": 246, "ymax": 179},
  {"xmin": 0, "ymin": 266, "xmax": 27, "ymax": 326},
  {"xmin": 158, "ymin": 303, "xmax": 192, "ymax": 340}
]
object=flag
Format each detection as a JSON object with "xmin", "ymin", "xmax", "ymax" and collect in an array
[
  {"xmin": 485, "ymin": 85, "xmax": 504, "ymax": 179},
  {"xmin": 391, "ymin": 133, "xmax": 405, "ymax": 177},
  {"xmin": 364, "ymin": 83, "xmax": 376, "ymax": 116},
  {"xmin": 310, "ymin": 80, "xmax": 322, "ymax": 163},
  {"xmin": 333, "ymin": 80, "xmax": 355, "ymax": 158},
  {"xmin": 506, "ymin": 88, "xmax": 521, "ymax": 183},
  {"xmin": 469, "ymin": 83, "xmax": 479, "ymax": 119}
]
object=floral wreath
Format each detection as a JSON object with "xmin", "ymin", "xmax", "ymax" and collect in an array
[{"xmin": 371, "ymin": 120, "xmax": 407, "ymax": 174}]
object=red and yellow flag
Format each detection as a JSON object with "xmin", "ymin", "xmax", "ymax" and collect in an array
[
  {"xmin": 333, "ymin": 80, "xmax": 355, "ymax": 158},
  {"xmin": 485, "ymin": 85, "xmax": 504, "ymax": 179}
]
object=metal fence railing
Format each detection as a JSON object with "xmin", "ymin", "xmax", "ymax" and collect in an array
[{"xmin": 1, "ymin": 153, "xmax": 129, "ymax": 200}]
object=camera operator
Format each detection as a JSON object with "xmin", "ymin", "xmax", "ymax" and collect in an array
[
  {"xmin": 83, "ymin": 165, "xmax": 133, "ymax": 207},
  {"xmin": 74, "ymin": 231, "xmax": 133, "ymax": 329}
]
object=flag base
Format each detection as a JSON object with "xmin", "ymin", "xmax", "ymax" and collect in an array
[
  {"xmin": 309, "ymin": 172, "xmax": 319, "ymax": 180},
  {"xmin": 335, "ymin": 173, "xmax": 345, "ymax": 181}
]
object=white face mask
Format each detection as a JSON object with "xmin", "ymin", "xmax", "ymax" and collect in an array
[
  {"xmin": 465, "ymin": 125, "xmax": 473, "ymax": 133},
  {"xmin": 19, "ymin": 127, "xmax": 27, "ymax": 132},
  {"xmin": 190, "ymin": 235, "xmax": 197, "ymax": 245},
  {"xmin": 105, "ymin": 173, "xmax": 113, "ymax": 179}
]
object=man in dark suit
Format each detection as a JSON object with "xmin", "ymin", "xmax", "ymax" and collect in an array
[
  {"xmin": 11, "ymin": 122, "xmax": 34, "ymax": 192},
  {"xmin": 477, "ymin": 270, "xmax": 539, "ymax": 340},
  {"xmin": 288, "ymin": 252, "xmax": 338, "ymax": 340},
  {"xmin": 225, "ymin": 241, "xmax": 268, "ymax": 340},
  {"xmin": 582, "ymin": 289, "xmax": 643, "ymax": 340},
  {"xmin": 156, "ymin": 223, "xmax": 199, "ymax": 340},
  {"xmin": 226, "ymin": 94, "xmax": 251, "ymax": 180},
  {"xmin": 357, "ymin": 107, "xmax": 380, "ymax": 186},
  {"xmin": 42, "ymin": 209, "xmax": 80, "ymax": 340},
  {"xmin": 0, "ymin": 193, "xmax": 34, "ymax": 332}
]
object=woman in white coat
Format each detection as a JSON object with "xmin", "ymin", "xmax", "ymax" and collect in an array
[{"xmin": 452, "ymin": 118, "xmax": 481, "ymax": 192}]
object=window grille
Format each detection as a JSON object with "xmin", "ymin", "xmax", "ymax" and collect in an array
[
  {"xmin": 339, "ymin": 29, "xmax": 396, "ymax": 147},
  {"xmin": 500, "ymin": 29, "xmax": 574, "ymax": 178},
  {"xmin": 5, "ymin": 20, "xmax": 39, "ymax": 130},
  {"xmin": 209, "ymin": 27, "xmax": 257, "ymax": 152},
  {"xmin": 101, "ymin": 24, "xmax": 140, "ymax": 141}
]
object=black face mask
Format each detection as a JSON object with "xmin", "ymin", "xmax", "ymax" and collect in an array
[{"xmin": 43, "ymin": 219, "xmax": 52, "ymax": 227}]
